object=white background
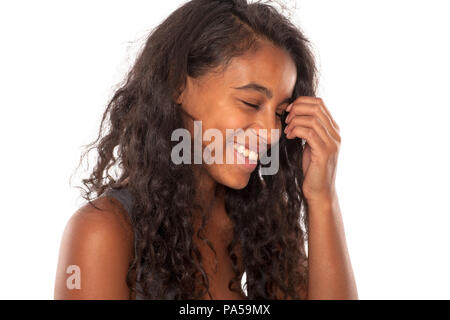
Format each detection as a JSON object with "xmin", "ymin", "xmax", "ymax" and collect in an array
[{"xmin": 1, "ymin": 0, "xmax": 449, "ymax": 299}]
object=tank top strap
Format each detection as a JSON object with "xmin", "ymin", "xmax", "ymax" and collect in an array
[
  {"xmin": 103, "ymin": 186, "xmax": 147, "ymax": 299},
  {"xmin": 104, "ymin": 187, "xmax": 135, "ymax": 216}
]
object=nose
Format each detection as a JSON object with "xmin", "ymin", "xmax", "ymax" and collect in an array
[{"xmin": 251, "ymin": 108, "xmax": 281, "ymax": 148}]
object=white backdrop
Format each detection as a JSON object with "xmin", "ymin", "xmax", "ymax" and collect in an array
[{"xmin": 1, "ymin": 0, "xmax": 449, "ymax": 299}]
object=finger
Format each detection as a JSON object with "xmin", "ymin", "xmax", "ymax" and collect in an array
[
  {"xmin": 304, "ymin": 97, "xmax": 340, "ymax": 131},
  {"xmin": 286, "ymin": 125, "xmax": 327, "ymax": 154},
  {"xmin": 285, "ymin": 102, "xmax": 340, "ymax": 141},
  {"xmin": 291, "ymin": 96, "xmax": 340, "ymax": 132},
  {"xmin": 285, "ymin": 115, "xmax": 334, "ymax": 148}
]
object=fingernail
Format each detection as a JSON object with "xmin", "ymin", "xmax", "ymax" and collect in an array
[{"xmin": 286, "ymin": 103, "xmax": 292, "ymax": 112}]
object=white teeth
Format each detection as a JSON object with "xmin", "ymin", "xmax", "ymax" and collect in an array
[
  {"xmin": 249, "ymin": 150, "xmax": 258, "ymax": 161},
  {"xmin": 233, "ymin": 143, "xmax": 259, "ymax": 161}
]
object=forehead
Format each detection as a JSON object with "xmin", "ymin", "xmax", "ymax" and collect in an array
[{"xmin": 220, "ymin": 42, "xmax": 297, "ymax": 96}]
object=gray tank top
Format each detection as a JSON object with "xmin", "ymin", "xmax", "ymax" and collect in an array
[
  {"xmin": 104, "ymin": 187, "xmax": 248, "ymax": 299},
  {"xmin": 104, "ymin": 187, "xmax": 146, "ymax": 300}
]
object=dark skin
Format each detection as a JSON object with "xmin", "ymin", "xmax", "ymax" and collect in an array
[{"xmin": 54, "ymin": 40, "xmax": 357, "ymax": 299}]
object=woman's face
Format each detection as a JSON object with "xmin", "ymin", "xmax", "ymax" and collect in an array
[{"xmin": 177, "ymin": 41, "xmax": 297, "ymax": 189}]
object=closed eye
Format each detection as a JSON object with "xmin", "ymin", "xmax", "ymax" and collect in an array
[
  {"xmin": 241, "ymin": 100, "xmax": 285, "ymax": 119},
  {"xmin": 242, "ymin": 101, "xmax": 260, "ymax": 109}
]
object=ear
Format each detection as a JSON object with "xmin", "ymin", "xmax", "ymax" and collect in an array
[
  {"xmin": 174, "ymin": 89, "xmax": 183, "ymax": 105},
  {"xmin": 174, "ymin": 75, "xmax": 196, "ymax": 105},
  {"xmin": 174, "ymin": 78, "xmax": 188, "ymax": 105}
]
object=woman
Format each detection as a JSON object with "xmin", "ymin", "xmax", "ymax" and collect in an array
[{"xmin": 54, "ymin": 0, "xmax": 357, "ymax": 300}]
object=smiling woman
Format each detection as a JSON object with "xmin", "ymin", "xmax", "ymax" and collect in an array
[{"xmin": 54, "ymin": 0, "xmax": 357, "ymax": 300}]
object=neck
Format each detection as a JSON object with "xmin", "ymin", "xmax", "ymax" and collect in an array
[
  {"xmin": 193, "ymin": 166, "xmax": 223, "ymax": 211},
  {"xmin": 192, "ymin": 166, "xmax": 229, "ymax": 231}
]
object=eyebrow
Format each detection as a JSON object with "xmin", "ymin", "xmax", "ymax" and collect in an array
[{"xmin": 232, "ymin": 82, "xmax": 292, "ymax": 106}]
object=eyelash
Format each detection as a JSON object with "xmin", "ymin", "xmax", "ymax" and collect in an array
[{"xmin": 242, "ymin": 101, "xmax": 285, "ymax": 118}]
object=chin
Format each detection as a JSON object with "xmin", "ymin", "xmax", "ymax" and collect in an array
[
  {"xmin": 225, "ymin": 179, "xmax": 249, "ymax": 190},
  {"xmin": 215, "ymin": 169, "xmax": 252, "ymax": 190}
]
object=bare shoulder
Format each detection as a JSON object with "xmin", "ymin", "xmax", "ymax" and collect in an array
[
  {"xmin": 66, "ymin": 196, "xmax": 134, "ymax": 245},
  {"xmin": 54, "ymin": 195, "xmax": 135, "ymax": 299}
]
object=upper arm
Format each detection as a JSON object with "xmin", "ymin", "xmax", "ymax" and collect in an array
[{"xmin": 54, "ymin": 197, "xmax": 135, "ymax": 299}]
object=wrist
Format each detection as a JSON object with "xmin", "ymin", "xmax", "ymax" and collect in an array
[{"xmin": 305, "ymin": 191, "xmax": 338, "ymax": 211}]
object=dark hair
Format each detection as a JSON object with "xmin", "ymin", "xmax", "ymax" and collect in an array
[{"xmin": 74, "ymin": 0, "xmax": 318, "ymax": 299}]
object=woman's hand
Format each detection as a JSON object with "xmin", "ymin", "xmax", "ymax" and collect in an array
[
  {"xmin": 284, "ymin": 96, "xmax": 341, "ymax": 204},
  {"xmin": 284, "ymin": 98, "xmax": 358, "ymax": 300}
]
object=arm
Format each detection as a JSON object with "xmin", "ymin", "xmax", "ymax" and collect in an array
[
  {"xmin": 305, "ymin": 192, "xmax": 358, "ymax": 299},
  {"xmin": 283, "ymin": 96, "xmax": 358, "ymax": 299},
  {"xmin": 54, "ymin": 197, "xmax": 135, "ymax": 299}
]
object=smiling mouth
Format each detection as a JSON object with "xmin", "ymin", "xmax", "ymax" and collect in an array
[
  {"xmin": 228, "ymin": 143, "xmax": 259, "ymax": 173},
  {"xmin": 233, "ymin": 143, "xmax": 259, "ymax": 161}
]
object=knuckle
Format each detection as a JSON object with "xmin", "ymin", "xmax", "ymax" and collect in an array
[
  {"xmin": 312, "ymin": 116, "xmax": 321, "ymax": 127},
  {"xmin": 316, "ymin": 97, "xmax": 324, "ymax": 105},
  {"xmin": 335, "ymin": 122, "xmax": 340, "ymax": 131},
  {"xmin": 312, "ymin": 104, "xmax": 321, "ymax": 116}
]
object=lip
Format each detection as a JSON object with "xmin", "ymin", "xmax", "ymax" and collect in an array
[
  {"xmin": 230, "ymin": 143, "xmax": 258, "ymax": 173},
  {"xmin": 233, "ymin": 141, "xmax": 268, "ymax": 157}
]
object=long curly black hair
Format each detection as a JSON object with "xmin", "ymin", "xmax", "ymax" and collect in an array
[{"xmin": 73, "ymin": 0, "xmax": 318, "ymax": 299}]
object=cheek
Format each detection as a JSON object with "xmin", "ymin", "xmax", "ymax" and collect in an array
[
  {"xmin": 203, "ymin": 158, "xmax": 252, "ymax": 190},
  {"xmin": 202, "ymin": 116, "xmax": 239, "ymax": 143}
]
